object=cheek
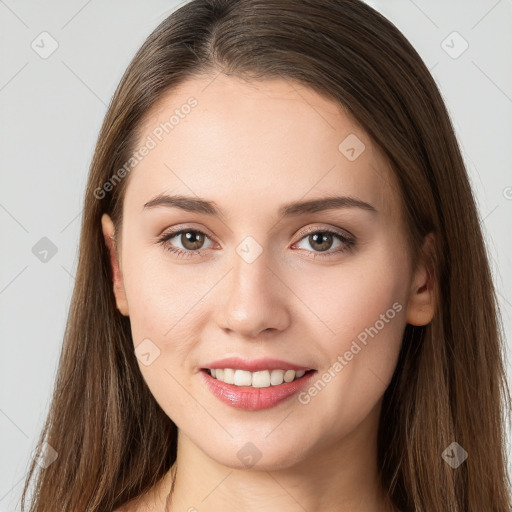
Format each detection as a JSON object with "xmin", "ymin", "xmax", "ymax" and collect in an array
[
  {"xmin": 293, "ymin": 243, "xmax": 408, "ymax": 427},
  {"xmin": 120, "ymin": 245, "xmax": 205, "ymax": 421},
  {"xmin": 323, "ymin": 266, "xmax": 405, "ymax": 352},
  {"xmin": 295, "ymin": 241, "xmax": 408, "ymax": 346},
  {"xmin": 121, "ymin": 240, "xmax": 192, "ymax": 335},
  {"xmin": 294, "ymin": 242, "xmax": 407, "ymax": 382},
  {"xmin": 120, "ymin": 240, "xmax": 211, "ymax": 388}
]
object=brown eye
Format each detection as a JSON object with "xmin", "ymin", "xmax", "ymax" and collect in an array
[
  {"xmin": 178, "ymin": 230, "xmax": 206, "ymax": 250},
  {"xmin": 157, "ymin": 228, "xmax": 214, "ymax": 258},
  {"xmin": 307, "ymin": 232, "xmax": 335, "ymax": 252},
  {"xmin": 294, "ymin": 228, "xmax": 355, "ymax": 258},
  {"xmin": 158, "ymin": 226, "xmax": 355, "ymax": 260}
]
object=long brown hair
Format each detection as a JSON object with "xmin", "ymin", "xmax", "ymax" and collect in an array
[{"xmin": 20, "ymin": 1, "xmax": 511, "ymax": 510}]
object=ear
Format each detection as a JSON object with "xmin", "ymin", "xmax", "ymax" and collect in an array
[
  {"xmin": 406, "ymin": 233, "xmax": 436, "ymax": 326},
  {"xmin": 101, "ymin": 213, "xmax": 129, "ymax": 316}
]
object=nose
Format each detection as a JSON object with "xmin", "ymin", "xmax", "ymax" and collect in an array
[{"xmin": 214, "ymin": 249, "xmax": 291, "ymax": 339}]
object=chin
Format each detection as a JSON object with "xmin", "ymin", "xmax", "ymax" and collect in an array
[{"xmin": 207, "ymin": 442, "xmax": 308, "ymax": 472}]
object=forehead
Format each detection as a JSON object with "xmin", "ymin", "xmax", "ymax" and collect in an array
[{"xmin": 123, "ymin": 74, "xmax": 401, "ymax": 223}]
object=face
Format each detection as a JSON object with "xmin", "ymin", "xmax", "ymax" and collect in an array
[{"xmin": 102, "ymin": 74, "xmax": 434, "ymax": 470}]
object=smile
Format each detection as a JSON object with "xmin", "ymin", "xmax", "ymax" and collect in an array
[
  {"xmin": 200, "ymin": 368, "xmax": 317, "ymax": 410},
  {"xmin": 207, "ymin": 368, "xmax": 307, "ymax": 387}
]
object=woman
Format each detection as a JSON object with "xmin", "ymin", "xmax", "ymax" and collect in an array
[{"xmin": 20, "ymin": 0, "xmax": 512, "ymax": 511}]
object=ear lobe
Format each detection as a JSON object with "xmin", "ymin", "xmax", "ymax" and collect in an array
[
  {"xmin": 406, "ymin": 233, "xmax": 436, "ymax": 326},
  {"xmin": 101, "ymin": 213, "xmax": 129, "ymax": 316}
]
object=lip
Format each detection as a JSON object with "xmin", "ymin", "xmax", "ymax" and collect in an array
[
  {"xmin": 200, "ymin": 368, "xmax": 318, "ymax": 410},
  {"xmin": 200, "ymin": 357, "xmax": 313, "ymax": 372}
]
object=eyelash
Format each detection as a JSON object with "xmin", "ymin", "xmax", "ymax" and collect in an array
[{"xmin": 157, "ymin": 226, "xmax": 355, "ymax": 260}]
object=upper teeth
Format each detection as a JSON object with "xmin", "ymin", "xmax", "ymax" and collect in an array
[{"xmin": 209, "ymin": 368, "xmax": 307, "ymax": 387}]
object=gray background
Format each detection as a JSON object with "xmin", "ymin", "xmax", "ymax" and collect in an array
[{"xmin": 1, "ymin": 0, "xmax": 511, "ymax": 510}]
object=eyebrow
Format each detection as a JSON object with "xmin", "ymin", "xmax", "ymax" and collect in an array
[{"xmin": 142, "ymin": 193, "xmax": 378, "ymax": 218}]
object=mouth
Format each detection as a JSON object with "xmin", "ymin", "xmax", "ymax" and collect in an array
[
  {"xmin": 201, "ymin": 368, "xmax": 315, "ymax": 388},
  {"xmin": 200, "ymin": 368, "xmax": 318, "ymax": 410}
]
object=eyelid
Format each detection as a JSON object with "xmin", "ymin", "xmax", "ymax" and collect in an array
[
  {"xmin": 294, "ymin": 224, "xmax": 354, "ymax": 242},
  {"xmin": 158, "ymin": 223, "xmax": 217, "ymax": 242}
]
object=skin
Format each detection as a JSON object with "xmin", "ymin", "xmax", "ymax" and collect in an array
[{"xmin": 103, "ymin": 73, "xmax": 436, "ymax": 512}]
